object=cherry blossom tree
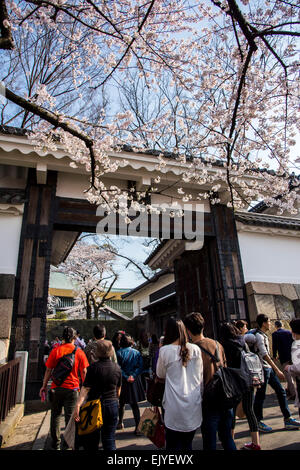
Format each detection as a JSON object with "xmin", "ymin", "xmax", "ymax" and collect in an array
[
  {"xmin": 56, "ymin": 239, "xmax": 119, "ymax": 319},
  {"xmin": 1, "ymin": 0, "xmax": 299, "ymax": 214}
]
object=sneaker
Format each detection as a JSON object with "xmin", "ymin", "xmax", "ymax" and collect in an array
[
  {"xmin": 117, "ymin": 422, "xmax": 124, "ymax": 430},
  {"xmin": 258, "ymin": 421, "xmax": 273, "ymax": 433},
  {"xmin": 134, "ymin": 428, "xmax": 143, "ymax": 436},
  {"xmin": 243, "ymin": 442, "xmax": 261, "ymax": 451},
  {"xmin": 284, "ymin": 417, "xmax": 300, "ymax": 430}
]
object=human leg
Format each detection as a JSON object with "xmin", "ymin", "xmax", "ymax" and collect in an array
[
  {"xmin": 165, "ymin": 427, "xmax": 196, "ymax": 451},
  {"xmin": 201, "ymin": 409, "xmax": 221, "ymax": 450},
  {"xmin": 268, "ymin": 368, "xmax": 290, "ymax": 420},
  {"xmin": 218, "ymin": 409, "xmax": 237, "ymax": 451},
  {"xmin": 253, "ymin": 368, "xmax": 270, "ymax": 425},
  {"xmin": 101, "ymin": 399, "xmax": 119, "ymax": 450},
  {"xmin": 118, "ymin": 396, "xmax": 126, "ymax": 428},
  {"xmin": 242, "ymin": 389, "xmax": 260, "ymax": 449},
  {"xmin": 130, "ymin": 402, "xmax": 141, "ymax": 431},
  {"xmin": 79, "ymin": 429, "xmax": 101, "ymax": 451},
  {"xmin": 282, "ymin": 361, "xmax": 296, "ymax": 398},
  {"xmin": 296, "ymin": 378, "xmax": 300, "ymax": 418},
  {"xmin": 61, "ymin": 389, "xmax": 78, "ymax": 449},
  {"xmin": 50, "ymin": 388, "xmax": 64, "ymax": 449},
  {"xmin": 63, "ymin": 389, "xmax": 79, "ymax": 427}
]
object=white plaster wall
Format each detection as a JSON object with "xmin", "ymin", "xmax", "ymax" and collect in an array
[
  {"xmin": 238, "ymin": 231, "xmax": 300, "ymax": 284},
  {"xmin": 56, "ymin": 172, "xmax": 91, "ymax": 198},
  {"xmin": 130, "ymin": 273, "xmax": 175, "ymax": 317},
  {"xmin": 0, "ymin": 212, "xmax": 23, "ymax": 275}
]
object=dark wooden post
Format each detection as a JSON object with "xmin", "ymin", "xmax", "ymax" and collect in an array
[
  {"xmin": 209, "ymin": 204, "xmax": 249, "ymax": 329},
  {"xmin": 174, "ymin": 246, "xmax": 218, "ymax": 338},
  {"xmin": 9, "ymin": 168, "xmax": 57, "ymax": 399}
]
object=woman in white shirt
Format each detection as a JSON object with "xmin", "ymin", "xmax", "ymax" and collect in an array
[{"xmin": 156, "ymin": 317, "xmax": 203, "ymax": 451}]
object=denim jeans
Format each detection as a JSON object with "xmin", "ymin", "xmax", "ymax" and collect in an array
[
  {"xmin": 254, "ymin": 367, "xmax": 290, "ymax": 422},
  {"xmin": 78, "ymin": 398, "xmax": 119, "ymax": 451},
  {"xmin": 101, "ymin": 399, "xmax": 119, "ymax": 450},
  {"xmin": 50, "ymin": 387, "xmax": 79, "ymax": 449},
  {"xmin": 201, "ymin": 408, "xmax": 236, "ymax": 451},
  {"xmin": 165, "ymin": 427, "xmax": 196, "ymax": 451}
]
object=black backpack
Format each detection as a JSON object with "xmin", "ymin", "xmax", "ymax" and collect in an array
[
  {"xmin": 51, "ymin": 346, "xmax": 77, "ymax": 386},
  {"xmin": 198, "ymin": 342, "xmax": 250, "ymax": 410}
]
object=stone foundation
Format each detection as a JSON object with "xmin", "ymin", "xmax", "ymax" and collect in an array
[{"xmin": 246, "ymin": 281, "xmax": 300, "ymax": 325}]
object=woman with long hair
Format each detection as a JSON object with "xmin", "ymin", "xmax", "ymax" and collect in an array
[
  {"xmin": 234, "ymin": 320, "xmax": 249, "ymax": 336},
  {"xmin": 219, "ymin": 322, "xmax": 261, "ymax": 451},
  {"xmin": 156, "ymin": 317, "xmax": 203, "ymax": 451},
  {"xmin": 116, "ymin": 333, "xmax": 145, "ymax": 434}
]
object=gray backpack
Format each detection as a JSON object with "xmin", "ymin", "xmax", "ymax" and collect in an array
[{"xmin": 240, "ymin": 343, "xmax": 264, "ymax": 388}]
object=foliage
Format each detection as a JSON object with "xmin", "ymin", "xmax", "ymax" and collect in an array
[{"xmin": 1, "ymin": 0, "xmax": 299, "ymax": 213}]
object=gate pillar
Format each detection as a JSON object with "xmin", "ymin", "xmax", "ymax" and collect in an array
[
  {"xmin": 209, "ymin": 204, "xmax": 249, "ymax": 328},
  {"xmin": 9, "ymin": 168, "xmax": 57, "ymax": 399}
]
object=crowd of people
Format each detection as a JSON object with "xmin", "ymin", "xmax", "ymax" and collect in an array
[{"xmin": 39, "ymin": 314, "xmax": 300, "ymax": 451}]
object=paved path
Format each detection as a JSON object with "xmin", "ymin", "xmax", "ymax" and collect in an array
[{"xmin": 1, "ymin": 387, "xmax": 300, "ymax": 452}]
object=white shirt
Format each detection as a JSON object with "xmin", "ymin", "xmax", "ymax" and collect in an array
[
  {"xmin": 246, "ymin": 329, "xmax": 271, "ymax": 369},
  {"xmin": 290, "ymin": 339, "xmax": 300, "ymax": 376},
  {"xmin": 156, "ymin": 343, "xmax": 203, "ymax": 432}
]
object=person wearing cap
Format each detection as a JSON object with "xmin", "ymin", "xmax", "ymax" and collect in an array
[
  {"xmin": 74, "ymin": 339, "xmax": 122, "ymax": 451},
  {"xmin": 39, "ymin": 326, "xmax": 89, "ymax": 450},
  {"xmin": 284, "ymin": 319, "xmax": 300, "ymax": 420}
]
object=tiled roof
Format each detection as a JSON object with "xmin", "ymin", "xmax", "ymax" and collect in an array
[{"xmin": 235, "ymin": 212, "xmax": 300, "ymax": 230}]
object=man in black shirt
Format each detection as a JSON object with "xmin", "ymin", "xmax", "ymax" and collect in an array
[
  {"xmin": 74, "ymin": 340, "xmax": 122, "ymax": 450},
  {"xmin": 272, "ymin": 320, "xmax": 295, "ymax": 400}
]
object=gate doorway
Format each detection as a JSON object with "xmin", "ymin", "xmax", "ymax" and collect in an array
[{"xmin": 1, "ymin": 132, "xmax": 249, "ymax": 399}]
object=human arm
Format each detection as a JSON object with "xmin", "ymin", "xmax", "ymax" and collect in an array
[
  {"xmin": 284, "ymin": 363, "xmax": 300, "ymax": 376},
  {"xmin": 284, "ymin": 345, "xmax": 300, "ymax": 376},
  {"xmin": 255, "ymin": 333, "xmax": 284, "ymax": 380},
  {"xmin": 155, "ymin": 348, "xmax": 166, "ymax": 380},
  {"xmin": 78, "ymin": 350, "xmax": 89, "ymax": 385},
  {"xmin": 264, "ymin": 355, "xmax": 285, "ymax": 380},
  {"xmin": 74, "ymin": 386, "xmax": 90, "ymax": 422},
  {"xmin": 132, "ymin": 351, "xmax": 144, "ymax": 378},
  {"xmin": 39, "ymin": 367, "xmax": 52, "ymax": 397},
  {"xmin": 80, "ymin": 367, "xmax": 88, "ymax": 385}
]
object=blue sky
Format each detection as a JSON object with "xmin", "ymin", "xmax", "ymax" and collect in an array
[{"xmin": 86, "ymin": 234, "xmax": 157, "ymax": 290}]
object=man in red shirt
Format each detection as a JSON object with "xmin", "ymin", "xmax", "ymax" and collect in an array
[{"xmin": 39, "ymin": 326, "xmax": 89, "ymax": 450}]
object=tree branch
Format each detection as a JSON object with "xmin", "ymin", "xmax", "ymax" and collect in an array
[{"xmin": 0, "ymin": 0, "xmax": 14, "ymax": 49}]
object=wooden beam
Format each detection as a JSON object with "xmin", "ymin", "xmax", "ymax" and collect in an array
[{"xmin": 9, "ymin": 169, "xmax": 57, "ymax": 399}]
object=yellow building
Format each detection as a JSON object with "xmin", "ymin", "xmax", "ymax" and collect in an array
[{"xmin": 49, "ymin": 271, "xmax": 133, "ymax": 318}]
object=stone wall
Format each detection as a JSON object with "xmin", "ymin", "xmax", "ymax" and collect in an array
[
  {"xmin": 46, "ymin": 318, "xmax": 142, "ymax": 343},
  {"xmin": 245, "ymin": 281, "xmax": 300, "ymax": 363},
  {"xmin": 246, "ymin": 281, "xmax": 300, "ymax": 325},
  {"xmin": 0, "ymin": 274, "xmax": 15, "ymax": 364}
]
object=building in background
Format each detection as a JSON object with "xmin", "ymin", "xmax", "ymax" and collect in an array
[
  {"xmin": 122, "ymin": 268, "xmax": 176, "ymax": 337},
  {"xmin": 49, "ymin": 270, "xmax": 133, "ymax": 320}
]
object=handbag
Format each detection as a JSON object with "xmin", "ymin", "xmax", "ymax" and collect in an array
[
  {"xmin": 77, "ymin": 399, "xmax": 103, "ymax": 435},
  {"xmin": 146, "ymin": 376, "xmax": 165, "ymax": 406},
  {"xmin": 138, "ymin": 406, "xmax": 159, "ymax": 437},
  {"xmin": 149, "ymin": 407, "xmax": 165, "ymax": 449},
  {"xmin": 138, "ymin": 406, "xmax": 165, "ymax": 449},
  {"xmin": 198, "ymin": 342, "xmax": 250, "ymax": 410}
]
